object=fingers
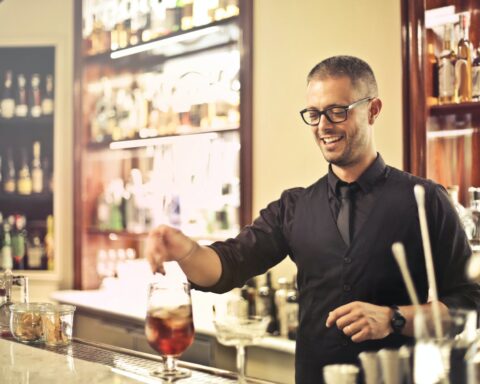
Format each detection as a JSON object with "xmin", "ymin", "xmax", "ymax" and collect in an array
[
  {"xmin": 146, "ymin": 227, "xmax": 168, "ymax": 275},
  {"xmin": 326, "ymin": 302, "xmax": 356, "ymax": 327}
]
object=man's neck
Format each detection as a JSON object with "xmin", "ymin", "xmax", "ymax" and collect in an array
[{"xmin": 331, "ymin": 153, "xmax": 377, "ymax": 183}]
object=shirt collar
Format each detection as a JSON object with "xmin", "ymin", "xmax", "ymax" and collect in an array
[{"xmin": 327, "ymin": 153, "xmax": 387, "ymax": 194}]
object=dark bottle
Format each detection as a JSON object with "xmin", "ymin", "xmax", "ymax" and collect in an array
[
  {"xmin": 11, "ymin": 215, "xmax": 27, "ymax": 270},
  {"xmin": 29, "ymin": 74, "xmax": 42, "ymax": 118},
  {"xmin": 241, "ymin": 278, "xmax": 257, "ymax": 317},
  {"xmin": 473, "ymin": 46, "xmax": 480, "ymax": 101},
  {"xmin": 41, "ymin": 74, "xmax": 54, "ymax": 115},
  {"xmin": 286, "ymin": 275, "xmax": 299, "ymax": 340},
  {"xmin": 15, "ymin": 74, "xmax": 28, "ymax": 117},
  {"xmin": 257, "ymin": 271, "xmax": 279, "ymax": 335}
]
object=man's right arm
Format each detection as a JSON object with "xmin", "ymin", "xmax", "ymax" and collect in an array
[{"xmin": 146, "ymin": 225, "xmax": 222, "ymax": 288}]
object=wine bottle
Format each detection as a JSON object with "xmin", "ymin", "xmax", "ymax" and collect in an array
[
  {"xmin": 17, "ymin": 149, "xmax": 32, "ymax": 196},
  {"xmin": 29, "ymin": 74, "xmax": 42, "ymax": 117},
  {"xmin": 1, "ymin": 70, "xmax": 15, "ymax": 119},
  {"xmin": 31, "ymin": 141, "xmax": 43, "ymax": 194},
  {"xmin": 15, "ymin": 74, "xmax": 28, "ymax": 117},
  {"xmin": 257, "ymin": 271, "xmax": 279, "ymax": 335},
  {"xmin": 438, "ymin": 24, "xmax": 456, "ymax": 105},
  {"xmin": 286, "ymin": 275, "xmax": 299, "ymax": 341},
  {"xmin": 0, "ymin": 222, "xmax": 13, "ymax": 271},
  {"xmin": 455, "ymin": 13, "xmax": 473, "ymax": 103},
  {"xmin": 3, "ymin": 149, "xmax": 16, "ymax": 194},
  {"xmin": 41, "ymin": 74, "xmax": 54, "ymax": 115},
  {"xmin": 11, "ymin": 215, "xmax": 27, "ymax": 270},
  {"xmin": 44, "ymin": 215, "xmax": 54, "ymax": 270}
]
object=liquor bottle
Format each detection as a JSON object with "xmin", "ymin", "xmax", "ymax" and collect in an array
[
  {"xmin": 0, "ymin": 222, "xmax": 13, "ymax": 271},
  {"xmin": 11, "ymin": 215, "xmax": 27, "ymax": 270},
  {"xmin": 41, "ymin": 74, "xmax": 54, "ymax": 115},
  {"xmin": 29, "ymin": 74, "xmax": 42, "ymax": 117},
  {"xmin": 3, "ymin": 149, "xmax": 16, "ymax": 194},
  {"xmin": 14, "ymin": 74, "xmax": 28, "ymax": 117},
  {"xmin": 438, "ymin": 24, "xmax": 456, "ymax": 105},
  {"xmin": 426, "ymin": 41, "xmax": 439, "ymax": 106},
  {"xmin": 181, "ymin": 0, "xmax": 194, "ymax": 30},
  {"xmin": 240, "ymin": 278, "xmax": 257, "ymax": 317},
  {"xmin": 1, "ymin": 70, "xmax": 15, "ymax": 118},
  {"xmin": 455, "ymin": 13, "xmax": 473, "ymax": 103},
  {"xmin": 257, "ymin": 271, "xmax": 279, "ymax": 335},
  {"xmin": 275, "ymin": 277, "xmax": 289, "ymax": 337},
  {"xmin": 468, "ymin": 187, "xmax": 480, "ymax": 247},
  {"xmin": 31, "ymin": 141, "xmax": 43, "ymax": 194},
  {"xmin": 286, "ymin": 275, "xmax": 298, "ymax": 341},
  {"xmin": 17, "ymin": 149, "xmax": 32, "ymax": 196},
  {"xmin": 26, "ymin": 232, "xmax": 45, "ymax": 270},
  {"xmin": 472, "ymin": 46, "xmax": 480, "ymax": 101},
  {"xmin": 44, "ymin": 215, "xmax": 54, "ymax": 270}
]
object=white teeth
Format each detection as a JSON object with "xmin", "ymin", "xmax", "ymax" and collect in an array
[{"xmin": 322, "ymin": 136, "xmax": 342, "ymax": 144}]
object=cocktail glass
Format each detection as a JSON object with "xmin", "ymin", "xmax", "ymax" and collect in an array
[
  {"xmin": 145, "ymin": 281, "xmax": 194, "ymax": 380},
  {"xmin": 213, "ymin": 295, "xmax": 270, "ymax": 384}
]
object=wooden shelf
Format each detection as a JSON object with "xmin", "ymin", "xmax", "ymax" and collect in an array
[
  {"xmin": 429, "ymin": 101, "xmax": 480, "ymax": 116},
  {"xmin": 0, "ymin": 115, "xmax": 54, "ymax": 128}
]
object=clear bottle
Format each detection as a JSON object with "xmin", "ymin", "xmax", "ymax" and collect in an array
[
  {"xmin": 472, "ymin": 46, "xmax": 480, "ymax": 101},
  {"xmin": 15, "ymin": 74, "xmax": 28, "ymax": 117},
  {"xmin": 29, "ymin": 74, "xmax": 42, "ymax": 118},
  {"xmin": 27, "ymin": 232, "xmax": 44, "ymax": 270},
  {"xmin": 31, "ymin": 141, "xmax": 43, "ymax": 194},
  {"xmin": 468, "ymin": 187, "xmax": 480, "ymax": 247},
  {"xmin": 41, "ymin": 74, "xmax": 54, "ymax": 115},
  {"xmin": 17, "ymin": 149, "xmax": 32, "ymax": 196},
  {"xmin": 275, "ymin": 277, "xmax": 289, "ymax": 337},
  {"xmin": 3, "ymin": 149, "xmax": 15, "ymax": 194},
  {"xmin": 455, "ymin": 13, "xmax": 473, "ymax": 103},
  {"xmin": 0, "ymin": 219, "xmax": 13, "ymax": 271},
  {"xmin": 439, "ymin": 24, "xmax": 456, "ymax": 105},
  {"xmin": 447, "ymin": 186, "xmax": 476, "ymax": 242},
  {"xmin": 1, "ymin": 70, "xmax": 15, "ymax": 118}
]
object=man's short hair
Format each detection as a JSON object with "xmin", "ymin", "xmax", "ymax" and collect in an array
[{"xmin": 307, "ymin": 55, "xmax": 378, "ymax": 97}]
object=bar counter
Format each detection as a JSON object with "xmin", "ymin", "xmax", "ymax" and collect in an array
[{"xmin": 0, "ymin": 336, "xmax": 276, "ymax": 384}]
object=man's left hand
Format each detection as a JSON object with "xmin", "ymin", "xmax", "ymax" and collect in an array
[{"xmin": 325, "ymin": 301, "xmax": 393, "ymax": 342}]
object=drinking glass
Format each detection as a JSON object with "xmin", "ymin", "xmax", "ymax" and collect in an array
[
  {"xmin": 212, "ymin": 294, "xmax": 270, "ymax": 384},
  {"xmin": 145, "ymin": 280, "xmax": 194, "ymax": 380}
]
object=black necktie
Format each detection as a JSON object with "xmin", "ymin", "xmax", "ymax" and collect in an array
[{"xmin": 337, "ymin": 184, "xmax": 357, "ymax": 246}]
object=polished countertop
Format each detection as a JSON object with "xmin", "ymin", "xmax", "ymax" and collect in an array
[
  {"xmin": 0, "ymin": 336, "xmax": 275, "ymax": 384},
  {"xmin": 51, "ymin": 287, "xmax": 296, "ymax": 355}
]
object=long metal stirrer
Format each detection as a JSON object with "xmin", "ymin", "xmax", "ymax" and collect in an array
[
  {"xmin": 392, "ymin": 242, "xmax": 429, "ymax": 338},
  {"xmin": 414, "ymin": 184, "xmax": 443, "ymax": 339}
]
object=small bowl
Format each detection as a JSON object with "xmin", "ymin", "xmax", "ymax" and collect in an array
[
  {"xmin": 9, "ymin": 303, "xmax": 51, "ymax": 344},
  {"xmin": 41, "ymin": 304, "xmax": 76, "ymax": 346}
]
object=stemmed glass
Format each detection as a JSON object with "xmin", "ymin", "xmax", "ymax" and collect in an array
[
  {"xmin": 145, "ymin": 280, "xmax": 194, "ymax": 380},
  {"xmin": 213, "ymin": 294, "xmax": 270, "ymax": 384}
]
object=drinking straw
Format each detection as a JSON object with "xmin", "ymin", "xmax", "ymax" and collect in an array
[{"xmin": 414, "ymin": 184, "xmax": 443, "ymax": 339}]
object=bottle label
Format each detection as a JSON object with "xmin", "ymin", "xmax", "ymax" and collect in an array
[
  {"xmin": 1, "ymin": 247, "xmax": 12, "ymax": 269},
  {"xmin": 0, "ymin": 99, "xmax": 15, "ymax": 118},
  {"xmin": 439, "ymin": 59, "xmax": 455, "ymax": 98},
  {"xmin": 32, "ymin": 170, "xmax": 43, "ymax": 194}
]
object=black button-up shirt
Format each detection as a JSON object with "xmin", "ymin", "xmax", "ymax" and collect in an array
[{"xmin": 194, "ymin": 154, "xmax": 480, "ymax": 384}]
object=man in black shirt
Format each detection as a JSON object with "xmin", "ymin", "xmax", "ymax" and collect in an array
[{"xmin": 146, "ymin": 55, "xmax": 480, "ymax": 384}]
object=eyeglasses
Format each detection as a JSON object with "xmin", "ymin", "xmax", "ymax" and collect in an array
[{"xmin": 299, "ymin": 97, "xmax": 373, "ymax": 126}]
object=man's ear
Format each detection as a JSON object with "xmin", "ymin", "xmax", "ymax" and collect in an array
[{"xmin": 368, "ymin": 98, "xmax": 382, "ymax": 124}]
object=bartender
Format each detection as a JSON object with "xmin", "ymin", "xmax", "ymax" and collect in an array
[{"xmin": 147, "ymin": 55, "xmax": 480, "ymax": 384}]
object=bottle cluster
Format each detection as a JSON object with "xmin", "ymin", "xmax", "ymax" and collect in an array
[
  {"xmin": 88, "ymin": 66, "xmax": 239, "ymax": 144},
  {"xmin": 1, "ymin": 142, "xmax": 53, "ymax": 196},
  {"xmin": 84, "ymin": 0, "xmax": 240, "ymax": 55},
  {"xmin": 95, "ymin": 137, "xmax": 240, "ymax": 237},
  {"xmin": 0, "ymin": 70, "xmax": 54, "ymax": 119},
  {"xmin": 431, "ymin": 13, "xmax": 480, "ymax": 105},
  {"xmin": 0, "ymin": 213, "xmax": 54, "ymax": 271},
  {"xmin": 240, "ymin": 272, "xmax": 299, "ymax": 341},
  {"xmin": 447, "ymin": 185, "xmax": 480, "ymax": 246}
]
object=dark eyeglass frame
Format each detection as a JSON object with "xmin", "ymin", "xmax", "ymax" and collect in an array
[{"xmin": 299, "ymin": 96, "xmax": 374, "ymax": 126}]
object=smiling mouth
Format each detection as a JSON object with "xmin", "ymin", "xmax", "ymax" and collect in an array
[{"xmin": 320, "ymin": 135, "xmax": 344, "ymax": 145}]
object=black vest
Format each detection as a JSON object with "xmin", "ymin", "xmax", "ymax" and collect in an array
[{"xmin": 291, "ymin": 168, "xmax": 428, "ymax": 384}]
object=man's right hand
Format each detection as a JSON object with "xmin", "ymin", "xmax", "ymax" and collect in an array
[{"xmin": 146, "ymin": 225, "xmax": 198, "ymax": 275}]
